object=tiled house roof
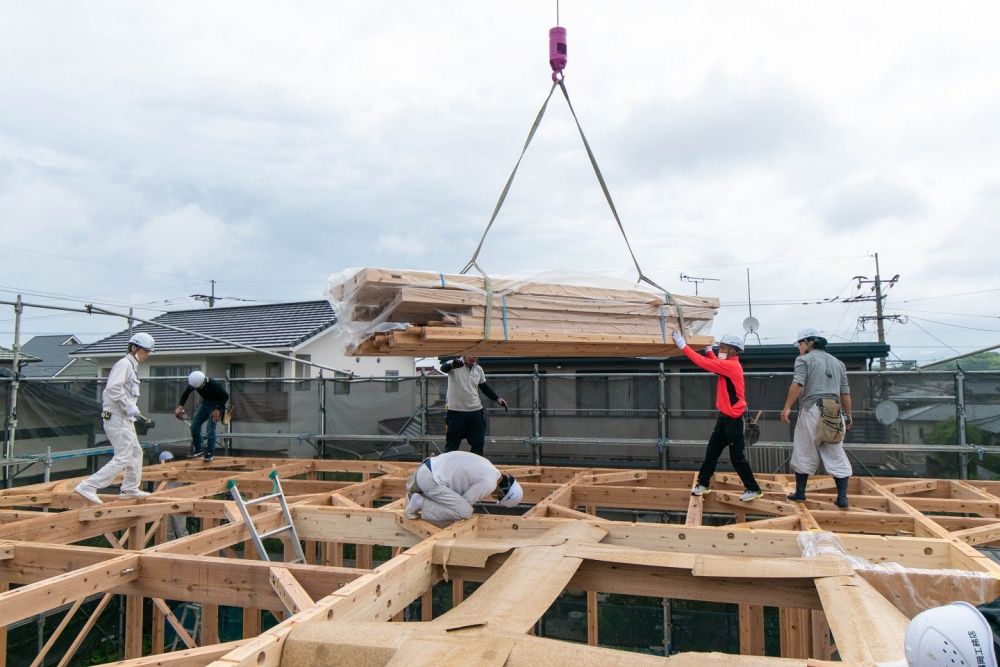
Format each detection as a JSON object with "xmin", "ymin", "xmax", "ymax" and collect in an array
[{"xmin": 73, "ymin": 301, "xmax": 337, "ymax": 356}]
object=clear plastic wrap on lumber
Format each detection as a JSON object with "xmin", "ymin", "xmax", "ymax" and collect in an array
[{"xmin": 325, "ymin": 267, "xmax": 719, "ymax": 358}]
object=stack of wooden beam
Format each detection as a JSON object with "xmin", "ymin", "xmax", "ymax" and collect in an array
[{"xmin": 327, "ymin": 268, "xmax": 718, "ymax": 357}]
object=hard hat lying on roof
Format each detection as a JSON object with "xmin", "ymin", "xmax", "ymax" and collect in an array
[
  {"xmin": 904, "ymin": 601, "xmax": 997, "ymax": 667},
  {"xmin": 159, "ymin": 451, "xmax": 174, "ymax": 463}
]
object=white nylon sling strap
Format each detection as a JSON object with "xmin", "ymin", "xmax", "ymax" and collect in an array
[{"xmin": 459, "ymin": 79, "xmax": 689, "ymax": 334}]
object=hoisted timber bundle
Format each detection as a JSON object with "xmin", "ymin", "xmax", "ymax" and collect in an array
[{"xmin": 326, "ymin": 267, "xmax": 717, "ymax": 357}]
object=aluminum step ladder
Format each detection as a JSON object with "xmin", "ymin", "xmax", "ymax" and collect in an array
[
  {"xmin": 169, "ymin": 602, "xmax": 201, "ymax": 651},
  {"xmin": 227, "ymin": 470, "xmax": 305, "ymax": 564}
]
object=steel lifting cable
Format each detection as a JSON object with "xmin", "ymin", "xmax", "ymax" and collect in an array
[{"xmin": 459, "ymin": 24, "xmax": 689, "ymax": 335}]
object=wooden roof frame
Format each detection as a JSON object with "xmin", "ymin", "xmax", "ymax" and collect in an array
[{"xmin": 0, "ymin": 457, "xmax": 998, "ymax": 666}]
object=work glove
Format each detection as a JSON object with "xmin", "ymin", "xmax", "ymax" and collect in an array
[
  {"xmin": 211, "ymin": 408, "xmax": 221, "ymax": 423},
  {"xmin": 174, "ymin": 406, "xmax": 185, "ymax": 420},
  {"xmin": 671, "ymin": 331, "xmax": 687, "ymax": 349},
  {"xmin": 497, "ymin": 397, "xmax": 508, "ymax": 412},
  {"xmin": 126, "ymin": 404, "xmax": 141, "ymax": 419}
]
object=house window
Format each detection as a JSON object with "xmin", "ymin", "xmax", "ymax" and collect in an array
[
  {"xmin": 334, "ymin": 370, "xmax": 351, "ymax": 395},
  {"xmin": 385, "ymin": 369, "xmax": 399, "ymax": 393},
  {"xmin": 265, "ymin": 362, "xmax": 283, "ymax": 393},
  {"xmin": 295, "ymin": 354, "xmax": 312, "ymax": 391},
  {"xmin": 228, "ymin": 363, "xmax": 246, "ymax": 379},
  {"xmin": 148, "ymin": 365, "xmax": 199, "ymax": 412}
]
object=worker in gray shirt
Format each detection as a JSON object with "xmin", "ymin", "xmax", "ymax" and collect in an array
[
  {"xmin": 780, "ymin": 328, "xmax": 853, "ymax": 508},
  {"xmin": 439, "ymin": 356, "xmax": 507, "ymax": 456}
]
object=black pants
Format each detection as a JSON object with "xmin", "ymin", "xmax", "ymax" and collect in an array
[
  {"xmin": 445, "ymin": 409, "xmax": 487, "ymax": 456},
  {"xmin": 697, "ymin": 415, "xmax": 760, "ymax": 492}
]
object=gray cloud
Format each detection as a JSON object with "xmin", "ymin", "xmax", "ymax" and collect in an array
[
  {"xmin": 820, "ymin": 179, "xmax": 925, "ymax": 230},
  {"xmin": 611, "ymin": 72, "xmax": 830, "ymax": 177}
]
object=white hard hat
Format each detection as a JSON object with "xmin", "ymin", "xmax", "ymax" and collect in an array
[
  {"xmin": 188, "ymin": 371, "xmax": 207, "ymax": 388},
  {"xmin": 719, "ymin": 333, "xmax": 745, "ymax": 352},
  {"xmin": 159, "ymin": 451, "xmax": 174, "ymax": 463},
  {"xmin": 497, "ymin": 477, "xmax": 524, "ymax": 508},
  {"xmin": 905, "ymin": 601, "xmax": 997, "ymax": 667},
  {"xmin": 129, "ymin": 332, "xmax": 155, "ymax": 351},
  {"xmin": 796, "ymin": 328, "xmax": 822, "ymax": 343}
]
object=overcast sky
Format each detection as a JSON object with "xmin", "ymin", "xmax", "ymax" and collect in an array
[{"xmin": 2, "ymin": 1, "xmax": 999, "ymax": 363}]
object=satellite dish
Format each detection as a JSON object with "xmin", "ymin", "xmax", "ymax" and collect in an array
[
  {"xmin": 742, "ymin": 316, "xmax": 759, "ymax": 334},
  {"xmin": 875, "ymin": 400, "xmax": 899, "ymax": 426}
]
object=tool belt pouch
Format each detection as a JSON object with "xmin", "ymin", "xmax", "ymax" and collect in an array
[
  {"xmin": 817, "ymin": 398, "xmax": 845, "ymax": 444},
  {"xmin": 744, "ymin": 414, "xmax": 761, "ymax": 446}
]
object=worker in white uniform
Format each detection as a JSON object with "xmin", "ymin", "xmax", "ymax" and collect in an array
[
  {"xmin": 403, "ymin": 450, "xmax": 523, "ymax": 527},
  {"xmin": 75, "ymin": 332, "xmax": 155, "ymax": 504},
  {"xmin": 904, "ymin": 601, "xmax": 997, "ymax": 667}
]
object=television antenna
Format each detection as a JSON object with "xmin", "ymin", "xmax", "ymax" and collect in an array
[
  {"xmin": 742, "ymin": 268, "xmax": 761, "ymax": 345},
  {"xmin": 679, "ymin": 273, "xmax": 718, "ymax": 296}
]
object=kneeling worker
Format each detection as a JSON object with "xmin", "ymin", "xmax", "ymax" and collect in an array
[{"xmin": 404, "ymin": 450, "xmax": 523, "ymax": 527}]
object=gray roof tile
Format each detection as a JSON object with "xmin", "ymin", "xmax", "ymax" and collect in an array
[{"xmin": 73, "ymin": 301, "xmax": 337, "ymax": 356}]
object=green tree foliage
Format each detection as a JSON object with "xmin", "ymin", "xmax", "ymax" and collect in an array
[
  {"xmin": 940, "ymin": 351, "xmax": 1000, "ymax": 371},
  {"xmin": 922, "ymin": 417, "xmax": 988, "ymax": 478}
]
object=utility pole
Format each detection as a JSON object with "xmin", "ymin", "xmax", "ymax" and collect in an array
[
  {"xmin": 846, "ymin": 253, "xmax": 902, "ymax": 370},
  {"xmin": 191, "ymin": 280, "xmax": 217, "ymax": 308}
]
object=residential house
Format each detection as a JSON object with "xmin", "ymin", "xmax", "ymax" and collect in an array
[
  {"xmin": 20, "ymin": 335, "xmax": 98, "ymax": 378},
  {"xmin": 71, "ymin": 301, "xmax": 416, "ymax": 457}
]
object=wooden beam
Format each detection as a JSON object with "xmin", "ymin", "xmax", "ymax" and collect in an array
[
  {"xmin": 739, "ymin": 604, "xmax": 765, "ymax": 656},
  {"xmin": 814, "ymin": 574, "xmax": 908, "ymax": 664},
  {"xmin": 151, "ymin": 597, "xmax": 197, "ymax": 649},
  {"xmin": 429, "ymin": 522, "xmax": 607, "ymax": 634},
  {"xmin": 99, "ymin": 640, "xmax": 246, "ymax": 666},
  {"xmin": 0, "ymin": 553, "xmax": 138, "ymax": 627},
  {"xmin": 269, "ymin": 566, "xmax": 315, "ymax": 615}
]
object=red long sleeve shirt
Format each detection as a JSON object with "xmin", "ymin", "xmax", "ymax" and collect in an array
[{"xmin": 681, "ymin": 346, "xmax": 747, "ymax": 418}]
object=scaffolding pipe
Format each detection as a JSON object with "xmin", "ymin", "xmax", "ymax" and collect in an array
[
  {"xmin": 917, "ymin": 341, "xmax": 1000, "ymax": 369},
  {"xmin": 956, "ymin": 368, "xmax": 969, "ymax": 480},
  {"xmin": 0, "ymin": 299, "xmax": 354, "ymax": 376},
  {"xmin": 3, "ymin": 295, "xmax": 23, "ymax": 488}
]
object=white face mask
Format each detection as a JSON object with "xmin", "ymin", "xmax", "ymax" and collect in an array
[{"xmin": 718, "ymin": 352, "xmax": 728, "ymax": 360}]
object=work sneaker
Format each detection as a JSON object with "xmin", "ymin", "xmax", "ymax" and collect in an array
[
  {"xmin": 75, "ymin": 483, "xmax": 102, "ymax": 505},
  {"xmin": 690, "ymin": 484, "xmax": 710, "ymax": 497},
  {"xmin": 740, "ymin": 489, "xmax": 764, "ymax": 502},
  {"xmin": 119, "ymin": 489, "xmax": 150, "ymax": 498},
  {"xmin": 203, "ymin": 454, "xmax": 214, "ymax": 462},
  {"xmin": 403, "ymin": 493, "xmax": 424, "ymax": 520}
]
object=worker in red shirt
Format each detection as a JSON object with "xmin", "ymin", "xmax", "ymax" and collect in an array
[{"xmin": 672, "ymin": 331, "xmax": 763, "ymax": 501}]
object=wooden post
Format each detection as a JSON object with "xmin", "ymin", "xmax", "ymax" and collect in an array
[
  {"xmin": 779, "ymin": 607, "xmax": 811, "ymax": 659},
  {"xmin": 0, "ymin": 582, "xmax": 6, "ymax": 667},
  {"xmin": 739, "ymin": 604, "xmax": 765, "ymax": 656},
  {"xmin": 810, "ymin": 609, "xmax": 832, "ymax": 660},
  {"xmin": 421, "ymin": 589, "xmax": 434, "ymax": 621},
  {"xmin": 125, "ymin": 521, "xmax": 144, "ymax": 659},
  {"xmin": 243, "ymin": 496, "xmax": 261, "ymax": 639},
  {"xmin": 304, "ymin": 471, "xmax": 317, "ymax": 564},
  {"xmin": 587, "ymin": 590, "xmax": 599, "ymax": 646},
  {"xmin": 452, "ymin": 579, "xmax": 465, "ymax": 609},
  {"xmin": 586, "ymin": 504, "xmax": 599, "ymax": 646},
  {"xmin": 201, "ymin": 518, "xmax": 220, "ymax": 645},
  {"xmin": 151, "ymin": 520, "xmax": 167, "ymax": 654}
]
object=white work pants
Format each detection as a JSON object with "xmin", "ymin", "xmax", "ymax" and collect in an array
[
  {"xmin": 790, "ymin": 404, "xmax": 852, "ymax": 478},
  {"xmin": 83, "ymin": 414, "xmax": 143, "ymax": 492},
  {"xmin": 413, "ymin": 464, "xmax": 475, "ymax": 526}
]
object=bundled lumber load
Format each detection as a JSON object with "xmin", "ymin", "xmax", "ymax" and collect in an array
[{"xmin": 326, "ymin": 267, "xmax": 718, "ymax": 357}]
